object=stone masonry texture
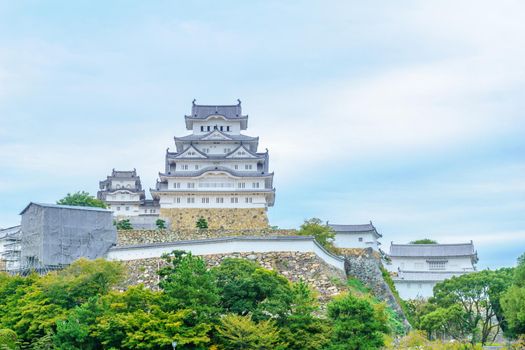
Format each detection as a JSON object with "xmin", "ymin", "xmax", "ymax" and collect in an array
[
  {"xmin": 120, "ymin": 252, "xmax": 347, "ymax": 307},
  {"xmin": 160, "ymin": 208, "xmax": 269, "ymax": 230},
  {"xmin": 117, "ymin": 229, "xmax": 298, "ymax": 246}
]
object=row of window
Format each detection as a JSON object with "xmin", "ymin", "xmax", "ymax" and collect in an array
[
  {"xmin": 111, "ymin": 206, "xmax": 157, "ymax": 214},
  {"xmin": 114, "ymin": 184, "xmax": 132, "ymax": 189},
  {"xmin": 177, "ymin": 164, "xmax": 254, "ymax": 170},
  {"xmin": 173, "ymin": 182, "xmax": 261, "ymax": 189},
  {"xmin": 200, "ymin": 125, "xmax": 231, "ymax": 132},
  {"xmin": 174, "ymin": 197, "xmax": 252, "ymax": 204}
]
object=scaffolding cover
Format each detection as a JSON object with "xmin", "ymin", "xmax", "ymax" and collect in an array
[{"xmin": 20, "ymin": 203, "xmax": 116, "ymax": 267}]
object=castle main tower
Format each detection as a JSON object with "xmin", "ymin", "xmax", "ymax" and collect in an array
[{"xmin": 151, "ymin": 100, "xmax": 275, "ymax": 230}]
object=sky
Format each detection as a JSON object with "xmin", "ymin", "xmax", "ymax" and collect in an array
[{"xmin": 0, "ymin": 1, "xmax": 524, "ymax": 269}]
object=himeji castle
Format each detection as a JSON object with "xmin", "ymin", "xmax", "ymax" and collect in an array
[{"xmin": 150, "ymin": 100, "xmax": 275, "ymax": 229}]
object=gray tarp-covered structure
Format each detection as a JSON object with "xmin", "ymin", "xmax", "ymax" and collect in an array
[{"xmin": 19, "ymin": 202, "xmax": 116, "ymax": 271}]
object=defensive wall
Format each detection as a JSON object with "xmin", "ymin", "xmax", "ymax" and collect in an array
[{"xmin": 112, "ymin": 229, "xmax": 409, "ymax": 327}]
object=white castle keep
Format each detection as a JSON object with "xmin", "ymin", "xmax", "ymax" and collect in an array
[{"xmin": 151, "ymin": 100, "xmax": 275, "ymax": 210}]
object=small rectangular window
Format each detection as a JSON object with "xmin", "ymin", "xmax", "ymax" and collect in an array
[
  {"xmin": 207, "ymin": 126, "xmax": 211, "ymax": 131},
  {"xmin": 245, "ymin": 197, "xmax": 252, "ymax": 203},
  {"xmin": 358, "ymin": 237, "xmax": 363, "ymax": 242},
  {"xmin": 227, "ymin": 126, "xmax": 230, "ymax": 132},
  {"xmin": 220, "ymin": 126, "xmax": 224, "ymax": 131},
  {"xmin": 230, "ymin": 197, "xmax": 238, "ymax": 203},
  {"xmin": 216, "ymin": 197, "xmax": 224, "ymax": 203},
  {"xmin": 200, "ymin": 126, "xmax": 204, "ymax": 132},
  {"xmin": 234, "ymin": 165, "xmax": 238, "ymax": 170}
]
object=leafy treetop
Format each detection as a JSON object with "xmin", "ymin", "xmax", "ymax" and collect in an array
[
  {"xmin": 409, "ymin": 239, "xmax": 437, "ymax": 244},
  {"xmin": 57, "ymin": 191, "xmax": 107, "ymax": 209}
]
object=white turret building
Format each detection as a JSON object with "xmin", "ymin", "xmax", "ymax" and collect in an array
[
  {"xmin": 98, "ymin": 169, "xmax": 159, "ymax": 217},
  {"xmin": 386, "ymin": 242, "xmax": 478, "ymax": 299},
  {"xmin": 329, "ymin": 222, "xmax": 382, "ymax": 251},
  {"xmin": 151, "ymin": 100, "xmax": 275, "ymax": 230}
]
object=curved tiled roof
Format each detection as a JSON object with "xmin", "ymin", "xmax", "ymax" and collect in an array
[
  {"xmin": 330, "ymin": 223, "xmax": 375, "ymax": 232},
  {"xmin": 389, "ymin": 243, "xmax": 476, "ymax": 257},
  {"xmin": 174, "ymin": 130, "xmax": 258, "ymax": 142},
  {"xmin": 185, "ymin": 100, "xmax": 246, "ymax": 120},
  {"xmin": 159, "ymin": 166, "xmax": 274, "ymax": 178},
  {"xmin": 329, "ymin": 223, "xmax": 382, "ymax": 238}
]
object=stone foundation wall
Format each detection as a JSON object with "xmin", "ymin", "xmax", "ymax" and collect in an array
[
  {"xmin": 160, "ymin": 208, "xmax": 268, "ymax": 230},
  {"xmin": 121, "ymin": 252, "xmax": 347, "ymax": 305},
  {"xmin": 117, "ymin": 229, "xmax": 298, "ymax": 246},
  {"xmin": 344, "ymin": 248, "xmax": 410, "ymax": 329}
]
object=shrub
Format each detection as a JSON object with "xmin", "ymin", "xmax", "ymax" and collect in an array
[{"xmin": 196, "ymin": 217, "xmax": 208, "ymax": 229}]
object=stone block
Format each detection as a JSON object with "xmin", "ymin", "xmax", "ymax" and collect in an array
[{"xmin": 159, "ymin": 208, "xmax": 269, "ymax": 230}]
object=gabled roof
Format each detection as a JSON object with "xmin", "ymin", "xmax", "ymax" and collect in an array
[
  {"xmin": 159, "ymin": 166, "xmax": 274, "ymax": 179},
  {"xmin": 187, "ymin": 100, "xmax": 246, "ymax": 119},
  {"xmin": 20, "ymin": 202, "xmax": 111, "ymax": 215},
  {"xmin": 329, "ymin": 222, "xmax": 382, "ymax": 238},
  {"xmin": 175, "ymin": 130, "xmax": 258, "ymax": 143},
  {"xmin": 174, "ymin": 145, "xmax": 208, "ymax": 159},
  {"xmin": 111, "ymin": 169, "xmax": 137, "ymax": 178},
  {"xmin": 225, "ymin": 144, "xmax": 259, "ymax": 159},
  {"xmin": 389, "ymin": 242, "xmax": 477, "ymax": 258}
]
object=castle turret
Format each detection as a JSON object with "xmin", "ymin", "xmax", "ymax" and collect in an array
[{"xmin": 98, "ymin": 169, "xmax": 159, "ymax": 216}]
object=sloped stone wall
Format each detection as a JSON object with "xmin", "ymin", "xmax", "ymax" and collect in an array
[
  {"xmin": 344, "ymin": 248, "xmax": 410, "ymax": 329},
  {"xmin": 120, "ymin": 251, "xmax": 347, "ymax": 305},
  {"xmin": 117, "ymin": 228, "xmax": 298, "ymax": 246},
  {"xmin": 159, "ymin": 208, "xmax": 268, "ymax": 230}
]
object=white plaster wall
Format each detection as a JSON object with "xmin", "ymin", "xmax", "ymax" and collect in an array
[
  {"xmin": 333, "ymin": 232, "xmax": 379, "ymax": 250},
  {"xmin": 173, "ymin": 160, "xmax": 259, "ymax": 171},
  {"xmin": 158, "ymin": 193, "xmax": 268, "ymax": 208},
  {"xmin": 388, "ymin": 256, "xmax": 475, "ymax": 272},
  {"xmin": 105, "ymin": 192, "xmax": 141, "ymax": 202},
  {"xmin": 110, "ymin": 180, "xmax": 136, "ymax": 190},
  {"xmin": 395, "ymin": 281, "xmax": 436, "ymax": 300},
  {"xmin": 106, "ymin": 237, "xmax": 346, "ymax": 272},
  {"xmin": 167, "ymin": 178, "xmax": 265, "ymax": 191},
  {"xmin": 193, "ymin": 119, "xmax": 241, "ymax": 135},
  {"xmin": 109, "ymin": 204, "xmax": 141, "ymax": 216}
]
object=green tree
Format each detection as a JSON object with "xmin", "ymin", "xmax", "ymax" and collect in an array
[
  {"xmin": 297, "ymin": 218, "xmax": 336, "ymax": 252},
  {"xmin": 432, "ymin": 269, "xmax": 512, "ymax": 344},
  {"xmin": 326, "ymin": 293, "xmax": 387, "ymax": 350},
  {"xmin": 196, "ymin": 217, "xmax": 208, "ymax": 229},
  {"xmin": 213, "ymin": 258, "xmax": 293, "ymax": 323},
  {"xmin": 409, "ymin": 239, "xmax": 437, "ymax": 244},
  {"xmin": 0, "ymin": 329, "xmax": 19, "ymax": 350},
  {"xmin": 501, "ymin": 253, "xmax": 525, "ymax": 338},
  {"xmin": 57, "ymin": 191, "xmax": 106, "ymax": 208},
  {"xmin": 116, "ymin": 219, "xmax": 133, "ymax": 230},
  {"xmin": 91, "ymin": 286, "xmax": 211, "ymax": 350},
  {"xmin": 419, "ymin": 304, "xmax": 469, "ymax": 340},
  {"xmin": 156, "ymin": 218, "xmax": 167, "ymax": 230},
  {"xmin": 158, "ymin": 251, "xmax": 220, "ymax": 324},
  {"xmin": 216, "ymin": 314, "xmax": 284, "ymax": 350},
  {"xmin": 279, "ymin": 281, "xmax": 330, "ymax": 350}
]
